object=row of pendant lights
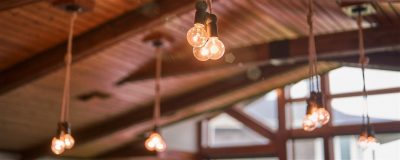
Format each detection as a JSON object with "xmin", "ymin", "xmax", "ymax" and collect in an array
[
  {"xmin": 301, "ymin": 0, "xmax": 379, "ymax": 149},
  {"xmin": 49, "ymin": 0, "xmax": 379, "ymax": 156}
]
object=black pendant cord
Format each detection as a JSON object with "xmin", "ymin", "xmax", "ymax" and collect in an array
[
  {"xmin": 60, "ymin": 12, "xmax": 77, "ymax": 123},
  {"xmin": 357, "ymin": 13, "xmax": 370, "ymax": 129},
  {"xmin": 307, "ymin": 0, "xmax": 319, "ymax": 93},
  {"xmin": 153, "ymin": 41, "xmax": 163, "ymax": 129},
  {"xmin": 207, "ymin": 0, "xmax": 213, "ymax": 14}
]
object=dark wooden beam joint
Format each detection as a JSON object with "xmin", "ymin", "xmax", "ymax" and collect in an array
[{"xmin": 52, "ymin": 0, "xmax": 95, "ymax": 12}]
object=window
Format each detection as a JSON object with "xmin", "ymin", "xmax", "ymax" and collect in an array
[
  {"xmin": 329, "ymin": 67, "xmax": 400, "ymax": 94},
  {"xmin": 331, "ymin": 93, "xmax": 400, "ymax": 126},
  {"xmin": 334, "ymin": 133, "xmax": 400, "ymax": 160},
  {"xmin": 288, "ymin": 79, "xmax": 310, "ymax": 99},
  {"xmin": 207, "ymin": 113, "xmax": 270, "ymax": 148},
  {"xmin": 287, "ymin": 138, "xmax": 324, "ymax": 160},
  {"xmin": 241, "ymin": 90, "xmax": 278, "ymax": 131},
  {"xmin": 286, "ymin": 101, "xmax": 307, "ymax": 129}
]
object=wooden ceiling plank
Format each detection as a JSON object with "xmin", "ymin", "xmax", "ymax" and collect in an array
[
  {"xmin": 119, "ymin": 27, "xmax": 400, "ymax": 83},
  {"xmin": 0, "ymin": 0, "xmax": 195, "ymax": 95},
  {"xmin": 0, "ymin": 0, "xmax": 44, "ymax": 11}
]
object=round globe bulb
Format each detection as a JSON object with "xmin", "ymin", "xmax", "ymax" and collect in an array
[
  {"xmin": 302, "ymin": 113, "xmax": 318, "ymax": 131},
  {"xmin": 61, "ymin": 133, "xmax": 75, "ymax": 149},
  {"xmin": 367, "ymin": 136, "xmax": 379, "ymax": 148},
  {"xmin": 316, "ymin": 108, "xmax": 330, "ymax": 125},
  {"xmin": 145, "ymin": 132, "xmax": 166, "ymax": 152},
  {"xmin": 205, "ymin": 37, "xmax": 225, "ymax": 60},
  {"xmin": 187, "ymin": 23, "xmax": 208, "ymax": 47},
  {"xmin": 51, "ymin": 137, "xmax": 65, "ymax": 155},
  {"xmin": 358, "ymin": 134, "xmax": 369, "ymax": 149},
  {"xmin": 193, "ymin": 46, "xmax": 210, "ymax": 61}
]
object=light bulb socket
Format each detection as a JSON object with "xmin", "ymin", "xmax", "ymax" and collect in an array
[
  {"xmin": 57, "ymin": 122, "xmax": 71, "ymax": 137},
  {"xmin": 194, "ymin": 10, "xmax": 209, "ymax": 24},
  {"xmin": 152, "ymin": 39, "xmax": 163, "ymax": 48},
  {"xmin": 195, "ymin": 0, "xmax": 208, "ymax": 11},
  {"xmin": 194, "ymin": 0, "xmax": 208, "ymax": 24},
  {"xmin": 316, "ymin": 92, "xmax": 324, "ymax": 108},
  {"xmin": 208, "ymin": 14, "xmax": 218, "ymax": 37}
]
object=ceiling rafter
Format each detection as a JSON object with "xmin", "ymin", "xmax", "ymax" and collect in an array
[
  {"xmin": 0, "ymin": 0, "xmax": 195, "ymax": 95},
  {"xmin": 225, "ymin": 108, "xmax": 276, "ymax": 140},
  {"xmin": 118, "ymin": 27, "xmax": 400, "ymax": 84},
  {"xmin": 93, "ymin": 62, "xmax": 338, "ymax": 159}
]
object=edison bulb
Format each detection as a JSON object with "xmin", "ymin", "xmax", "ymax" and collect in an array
[
  {"xmin": 61, "ymin": 133, "xmax": 75, "ymax": 149},
  {"xmin": 367, "ymin": 136, "xmax": 379, "ymax": 148},
  {"xmin": 316, "ymin": 108, "xmax": 330, "ymax": 125},
  {"xmin": 51, "ymin": 137, "xmax": 65, "ymax": 155},
  {"xmin": 358, "ymin": 132, "xmax": 368, "ymax": 149},
  {"xmin": 205, "ymin": 37, "xmax": 225, "ymax": 60},
  {"xmin": 187, "ymin": 23, "xmax": 208, "ymax": 47},
  {"xmin": 193, "ymin": 46, "xmax": 210, "ymax": 61},
  {"xmin": 145, "ymin": 132, "xmax": 166, "ymax": 152},
  {"xmin": 303, "ymin": 113, "xmax": 318, "ymax": 131}
]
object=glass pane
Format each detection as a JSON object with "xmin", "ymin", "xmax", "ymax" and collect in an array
[
  {"xmin": 334, "ymin": 133, "xmax": 400, "ymax": 160},
  {"xmin": 208, "ymin": 113, "xmax": 270, "ymax": 148},
  {"xmin": 332, "ymin": 93, "xmax": 400, "ymax": 126},
  {"xmin": 242, "ymin": 90, "xmax": 278, "ymax": 131},
  {"xmin": 287, "ymin": 138, "xmax": 324, "ymax": 160},
  {"xmin": 289, "ymin": 79, "xmax": 310, "ymax": 99},
  {"xmin": 329, "ymin": 67, "xmax": 400, "ymax": 94},
  {"xmin": 286, "ymin": 101, "xmax": 307, "ymax": 129}
]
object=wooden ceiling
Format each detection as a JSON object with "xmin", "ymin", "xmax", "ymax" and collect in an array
[{"xmin": 0, "ymin": 0, "xmax": 399, "ymax": 159}]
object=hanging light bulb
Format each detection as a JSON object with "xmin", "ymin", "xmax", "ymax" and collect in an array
[
  {"xmin": 303, "ymin": 93, "xmax": 318, "ymax": 131},
  {"xmin": 51, "ymin": 12, "xmax": 77, "ymax": 155},
  {"xmin": 316, "ymin": 108, "xmax": 330, "ymax": 125},
  {"xmin": 193, "ymin": 46, "xmax": 210, "ymax": 61},
  {"xmin": 187, "ymin": 0, "xmax": 208, "ymax": 47},
  {"xmin": 51, "ymin": 137, "xmax": 65, "ymax": 155},
  {"xmin": 193, "ymin": 14, "xmax": 225, "ymax": 61},
  {"xmin": 205, "ymin": 37, "xmax": 225, "ymax": 60},
  {"xmin": 315, "ymin": 92, "xmax": 330, "ymax": 125},
  {"xmin": 357, "ymin": 129, "xmax": 369, "ymax": 149},
  {"xmin": 62, "ymin": 133, "xmax": 75, "ymax": 149},
  {"xmin": 51, "ymin": 122, "xmax": 75, "ymax": 154},
  {"xmin": 145, "ymin": 131, "xmax": 167, "ymax": 152}
]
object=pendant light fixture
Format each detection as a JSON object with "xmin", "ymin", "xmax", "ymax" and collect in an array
[
  {"xmin": 302, "ymin": 0, "xmax": 330, "ymax": 132},
  {"xmin": 51, "ymin": 12, "xmax": 77, "ymax": 155},
  {"xmin": 189, "ymin": 0, "xmax": 225, "ymax": 61},
  {"xmin": 144, "ymin": 37, "xmax": 167, "ymax": 153},
  {"xmin": 353, "ymin": 6, "xmax": 379, "ymax": 149}
]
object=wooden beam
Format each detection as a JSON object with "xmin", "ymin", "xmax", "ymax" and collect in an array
[
  {"xmin": 19, "ymin": 64, "xmax": 293, "ymax": 159},
  {"xmin": 290, "ymin": 121, "xmax": 400, "ymax": 139},
  {"xmin": 276, "ymin": 88, "xmax": 288, "ymax": 160},
  {"xmin": 0, "ymin": 0, "xmax": 195, "ymax": 95},
  {"xmin": 118, "ymin": 27, "xmax": 400, "ymax": 83},
  {"xmin": 0, "ymin": 0, "xmax": 43, "ymax": 11},
  {"xmin": 226, "ymin": 108, "xmax": 276, "ymax": 139},
  {"xmin": 201, "ymin": 144, "xmax": 277, "ymax": 159},
  {"xmin": 95, "ymin": 62, "xmax": 337, "ymax": 159}
]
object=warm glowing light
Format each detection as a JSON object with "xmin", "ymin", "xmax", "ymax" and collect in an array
[
  {"xmin": 61, "ymin": 133, "xmax": 75, "ymax": 149},
  {"xmin": 358, "ymin": 131, "xmax": 379, "ymax": 149},
  {"xmin": 302, "ymin": 113, "xmax": 318, "ymax": 131},
  {"xmin": 193, "ymin": 46, "xmax": 210, "ymax": 61},
  {"xmin": 316, "ymin": 108, "xmax": 330, "ymax": 125},
  {"xmin": 187, "ymin": 23, "xmax": 208, "ymax": 47},
  {"xmin": 145, "ymin": 132, "xmax": 166, "ymax": 152},
  {"xmin": 205, "ymin": 37, "xmax": 225, "ymax": 60},
  {"xmin": 51, "ymin": 137, "xmax": 65, "ymax": 155}
]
